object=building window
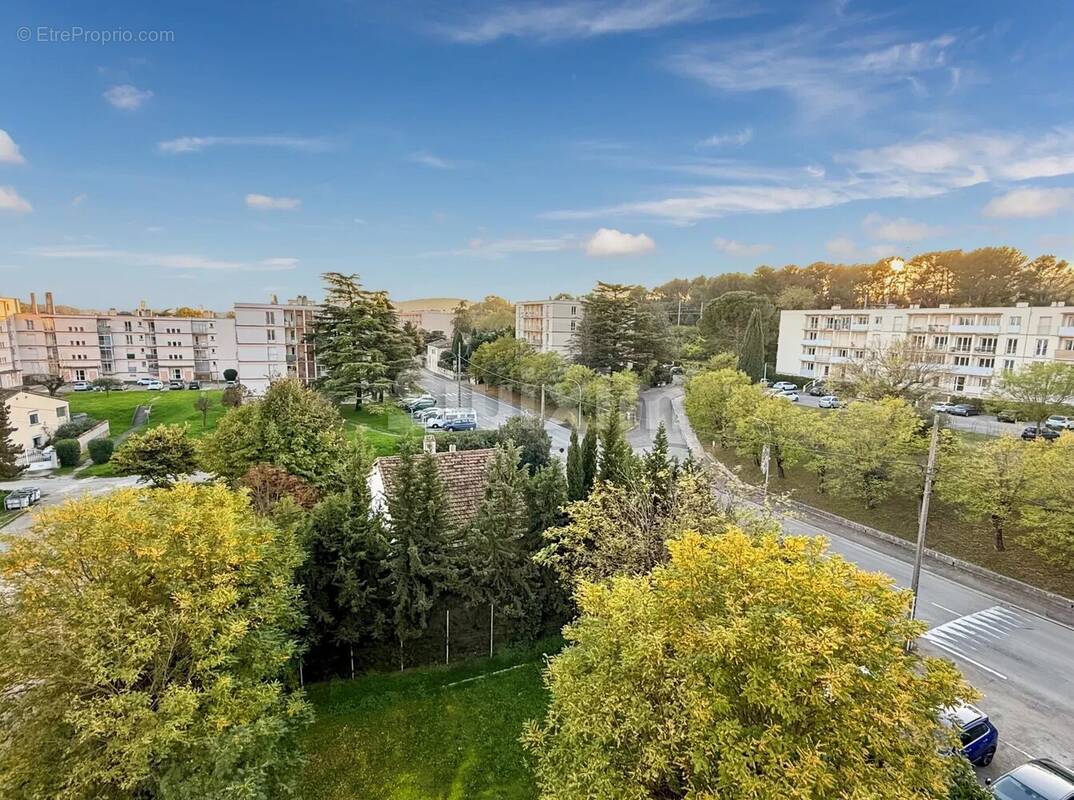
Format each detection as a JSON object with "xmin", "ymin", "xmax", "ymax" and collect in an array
[
  {"xmin": 1064, "ymin": 340, "xmax": 1074, "ymax": 351},
  {"xmin": 837, "ymin": 348, "xmax": 849, "ymax": 358},
  {"xmin": 1035, "ymin": 339, "xmax": 1049, "ymax": 356},
  {"xmin": 978, "ymin": 337, "xmax": 997, "ymax": 353},
  {"xmin": 267, "ymin": 329, "xmax": 276, "ymax": 342},
  {"xmin": 29, "ymin": 412, "xmax": 39, "ymax": 425},
  {"xmin": 26, "ymin": 320, "xmax": 34, "ymax": 330},
  {"xmin": 1038, "ymin": 316, "xmax": 1052, "ymax": 334},
  {"xmin": 57, "ymin": 407, "xmax": 67, "ymax": 418},
  {"xmin": 1002, "ymin": 359, "xmax": 1015, "ymax": 372},
  {"xmin": 804, "ymin": 347, "xmax": 816, "ymax": 356},
  {"xmin": 957, "ymin": 315, "xmax": 974, "ymax": 326},
  {"xmin": 953, "ymin": 355, "xmax": 970, "ymax": 366},
  {"xmin": 124, "ymin": 321, "xmax": 132, "ymax": 331},
  {"xmin": 977, "ymin": 358, "xmax": 994, "ymax": 369},
  {"xmin": 932, "ymin": 336, "xmax": 948, "ymax": 349},
  {"xmin": 953, "ymin": 376, "xmax": 966, "ymax": 392},
  {"xmin": 570, "ymin": 320, "xmax": 576, "ymax": 331},
  {"xmin": 1009, "ymin": 316, "xmax": 1021, "ymax": 328},
  {"xmin": 265, "ymin": 311, "xmax": 276, "ymax": 325},
  {"xmin": 75, "ymin": 369, "xmax": 86, "ymax": 381},
  {"xmin": 570, "ymin": 306, "xmax": 577, "ymax": 316},
  {"xmin": 1005, "ymin": 338, "xmax": 1018, "ymax": 354},
  {"xmin": 954, "ymin": 336, "xmax": 971, "ymax": 352}
]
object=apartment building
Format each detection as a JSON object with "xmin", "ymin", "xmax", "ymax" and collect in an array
[
  {"xmin": 12, "ymin": 293, "xmax": 236, "ymax": 384},
  {"xmin": 515, "ymin": 299, "xmax": 583, "ymax": 356},
  {"xmin": 776, "ymin": 302, "xmax": 1074, "ymax": 397},
  {"xmin": 0, "ymin": 297, "xmax": 23, "ymax": 389},
  {"xmin": 233, "ymin": 295, "xmax": 319, "ymax": 394},
  {"xmin": 397, "ymin": 308, "xmax": 454, "ymax": 337}
]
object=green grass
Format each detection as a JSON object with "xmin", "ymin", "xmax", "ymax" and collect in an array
[
  {"xmin": 709, "ymin": 443, "xmax": 1074, "ymax": 597},
  {"xmin": 67, "ymin": 389, "xmax": 226, "ymax": 440},
  {"xmin": 300, "ymin": 639, "xmax": 560, "ymax": 800},
  {"xmin": 339, "ymin": 404, "xmax": 421, "ymax": 456}
]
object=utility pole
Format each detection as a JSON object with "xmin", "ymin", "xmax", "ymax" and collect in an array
[
  {"xmin": 577, "ymin": 383, "xmax": 583, "ymax": 429},
  {"xmin": 540, "ymin": 384, "xmax": 545, "ymax": 420},
  {"xmin": 909, "ymin": 414, "xmax": 942, "ymax": 627},
  {"xmin": 676, "ymin": 299, "xmax": 682, "ymax": 326},
  {"xmin": 455, "ymin": 340, "xmax": 462, "ymax": 408}
]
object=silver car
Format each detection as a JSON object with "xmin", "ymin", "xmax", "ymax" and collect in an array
[{"xmin": 989, "ymin": 759, "xmax": 1074, "ymax": 800}]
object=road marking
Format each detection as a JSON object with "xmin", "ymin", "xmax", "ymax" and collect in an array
[
  {"xmin": 1002, "ymin": 740, "xmax": 1037, "ymax": 759},
  {"xmin": 931, "ymin": 602, "xmax": 961, "ymax": 616},
  {"xmin": 920, "ymin": 638, "xmax": 1008, "ymax": 680}
]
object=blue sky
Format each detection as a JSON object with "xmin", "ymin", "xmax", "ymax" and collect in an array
[{"xmin": 2, "ymin": 0, "xmax": 1074, "ymax": 309}]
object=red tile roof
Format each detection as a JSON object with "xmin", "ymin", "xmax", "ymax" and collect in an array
[{"xmin": 373, "ymin": 448, "xmax": 495, "ymax": 527}]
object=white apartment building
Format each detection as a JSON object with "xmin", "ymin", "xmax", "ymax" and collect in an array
[
  {"xmin": 776, "ymin": 302, "xmax": 1074, "ymax": 397},
  {"xmin": 397, "ymin": 308, "xmax": 454, "ymax": 337},
  {"xmin": 233, "ymin": 296, "xmax": 319, "ymax": 394},
  {"xmin": 515, "ymin": 299, "xmax": 583, "ymax": 357}
]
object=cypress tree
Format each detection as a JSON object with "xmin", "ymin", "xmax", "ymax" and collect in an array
[
  {"xmin": 580, "ymin": 424, "xmax": 598, "ymax": 497},
  {"xmin": 738, "ymin": 307, "xmax": 766, "ymax": 383},
  {"xmin": 0, "ymin": 394, "xmax": 25, "ymax": 480},
  {"xmin": 598, "ymin": 403, "xmax": 633, "ymax": 485},
  {"xmin": 566, "ymin": 426, "xmax": 585, "ymax": 501},
  {"xmin": 644, "ymin": 421, "xmax": 675, "ymax": 515}
]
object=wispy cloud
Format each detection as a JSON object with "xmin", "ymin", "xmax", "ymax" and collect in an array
[
  {"xmin": 0, "ymin": 129, "xmax": 26, "ymax": 165},
  {"xmin": 0, "ymin": 186, "xmax": 32, "ymax": 214},
  {"xmin": 71, "ymin": 193, "xmax": 88, "ymax": 207},
  {"xmin": 712, "ymin": 237, "xmax": 770, "ymax": 257},
  {"xmin": 436, "ymin": 0, "xmax": 734, "ymax": 43},
  {"xmin": 545, "ymin": 127, "xmax": 1074, "ymax": 224},
  {"xmin": 424, "ymin": 235, "xmax": 576, "ymax": 259},
  {"xmin": 409, "ymin": 150, "xmax": 463, "ymax": 170},
  {"xmin": 983, "ymin": 187, "xmax": 1074, "ymax": 218},
  {"xmin": 29, "ymin": 244, "xmax": 299, "ymax": 271},
  {"xmin": 158, "ymin": 135, "xmax": 333, "ymax": 154},
  {"xmin": 585, "ymin": 228, "xmax": 655, "ymax": 257},
  {"xmin": 667, "ymin": 24, "xmax": 958, "ymax": 119},
  {"xmin": 699, "ymin": 128, "xmax": 753, "ymax": 148},
  {"xmin": 245, "ymin": 193, "xmax": 301, "ymax": 211},
  {"xmin": 103, "ymin": 84, "xmax": 153, "ymax": 110},
  {"xmin": 825, "ymin": 236, "xmax": 898, "ymax": 261},
  {"xmin": 861, "ymin": 212, "xmax": 944, "ymax": 241}
]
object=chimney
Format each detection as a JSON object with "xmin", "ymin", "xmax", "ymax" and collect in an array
[
  {"xmin": 423, "ymin": 434, "xmax": 437, "ymax": 454},
  {"xmin": 45, "ymin": 291, "xmax": 54, "ymax": 314},
  {"xmin": 29, "ymin": 292, "xmax": 38, "ymax": 313},
  {"xmin": 271, "ymin": 293, "xmax": 278, "ymax": 305}
]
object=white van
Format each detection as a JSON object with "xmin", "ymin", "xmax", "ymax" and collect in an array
[{"xmin": 425, "ymin": 408, "xmax": 477, "ymax": 431}]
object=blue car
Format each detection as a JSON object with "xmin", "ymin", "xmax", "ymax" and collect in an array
[{"xmin": 947, "ymin": 703, "xmax": 999, "ymax": 766}]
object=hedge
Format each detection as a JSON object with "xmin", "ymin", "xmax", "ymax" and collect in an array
[
  {"xmin": 53, "ymin": 416, "xmax": 98, "ymax": 441},
  {"xmin": 88, "ymin": 438, "xmax": 114, "ymax": 464},
  {"xmin": 54, "ymin": 439, "xmax": 82, "ymax": 467}
]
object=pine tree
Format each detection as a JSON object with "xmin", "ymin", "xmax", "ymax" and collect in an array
[
  {"xmin": 526, "ymin": 459, "xmax": 568, "ymax": 539},
  {"xmin": 566, "ymin": 426, "xmax": 585, "ymax": 501},
  {"xmin": 739, "ymin": 307, "xmax": 766, "ymax": 382},
  {"xmin": 598, "ymin": 403, "xmax": 633, "ymax": 485},
  {"xmin": 645, "ymin": 422, "xmax": 676, "ymax": 515},
  {"xmin": 385, "ymin": 451, "xmax": 460, "ymax": 657},
  {"xmin": 573, "ymin": 282, "xmax": 638, "ymax": 371},
  {"xmin": 467, "ymin": 444, "xmax": 533, "ymax": 618},
  {"xmin": 310, "ymin": 272, "xmax": 415, "ymax": 409},
  {"xmin": 0, "ymin": 394, "xmax": 25, "ymax": 479},
  {"xmin": 581, "ymin": 423, "xmax": 599, "ymax": 497}
]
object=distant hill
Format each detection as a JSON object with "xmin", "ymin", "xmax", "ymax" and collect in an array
[{"xmin": 392, "ymin": 297, "xmax": 464, "ymax": 312}]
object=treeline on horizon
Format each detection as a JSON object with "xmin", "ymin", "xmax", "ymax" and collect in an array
[{"xmin": 650, "ymin": 246, "xmax": 1074, "ymax": 310}]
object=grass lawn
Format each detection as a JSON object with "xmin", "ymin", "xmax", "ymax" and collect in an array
[
  {"xmin": 67, "ymin": 389, "xmax": 226, "ymax": 439},
  {"xmin": 339, "ymin": 404, "xmax": 421, "ymax": 457},
  {"xmin": 709, "ymin": 443, "xmax": 1073, "ymax": 597},
  {"xmin": 300, "ymin": 639, "xmax": 560, "ymax": 800}
]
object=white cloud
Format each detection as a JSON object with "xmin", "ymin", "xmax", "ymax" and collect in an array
[
  {"xmin": 584, "ymin": 228, "xmax": 655, "ymax": 257},
  {"xmin": 437, "ymin": 0, "xmax": 730, "ymax": 43},
  {"xmin": 712, "ymin": 237, "xmax": 771, "ymax": 257},
  {"xmin": 667, "ymin": 26, "xmax": 958, "ymax": 119},
  {"xmin": 245, "ymin": 193, "xmax": 301, "ymax": 211},
  {"xmin": 158, "ymin": 135, "xmax": 333, "ymax": 154},
  {"xmin": 825, "ymin": 236, "xmax": 860, "ymax": 260},
  {"xmin": 103, "ymin": 84, "xmax": 153, "ymax": 110},
  {"xmin": 71, "ymin": 193, "xmax": 88, "ymax": 207},
  {"xmin": 0, "ymin": 186, "xmax": 32, "ymax": 213},
  {"xmin": 409, "ymin": 150, "xmax": 461, "ymax": 170},
  {"xmin": 861, "ymin": 212, "xmax": 944, "ymax": 242},
  {"xmin": 824, "ymin": 237, "xmax": 900, "ymax": 261},
  {"xmin": 426, "ymin": 235, "xmax": 576, "ymax": 259},
  {"xmin": 699, "ymin": 128, "xmax": 753, "ymax": 148},
  {"xmin": 0, "ymin": 129, "xmax": 26, "ymax": 165},
  {"xmin": 983, "ymin": 187, "xmax": 1074, "ymax": 218},
  {"xmin": 30, "ymin": 244, "xmax": 299, "ymax": 271}
]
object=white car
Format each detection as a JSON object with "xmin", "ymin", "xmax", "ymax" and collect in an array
[
  {"xmin": 146, "ymin": 380, "xmax": 164, "ymax": 390},
  {"xmin": 818, "ymin": 395, "xmax": 841, "ymax": 408},
  {"xmin": 71, "ymin": 380, "xmax": 92, "ymax": 392},
  {"xmin": 931, "ymin": 402, "xmax": 956, "ymax": 413},
  {"xmin": 775, "ymin": 390, "xmax": 799, "ymax": 402},
  {"xmin": 771, "ymin": 381, "xmax": 798, "ymax": 392},
  {"xmin": 136, "ymin": 377, "xmax": 154, "ymax": 386},
  {"xmin": 1045, "ymin": 415, "xmax": 1074, "ymax": 430}
]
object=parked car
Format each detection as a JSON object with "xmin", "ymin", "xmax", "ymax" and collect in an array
[
  {"xmin": 1022, "ymin": 425, "xmax": 1060, "ymax": 441},
  {"xmin": 169, "ymin": 380, "xmax": 185, "ymax": 390},
  {"xmin": 988, "ymin": 759, "xmax": 1074, "ymax": 800},
  {"xmin": 1045, "ymin": 415, "xmax": 1074, "ymax": 430},
  {"xmin": 774, "ymin": 390, "xmax": 799, "ymax": 402},
  {"xmin": 949, "ymin": 404, "xmax": 981, "ymax": 417},
  {"xmin": 995, "ymin": 409, "xmax": 1019, "ymax": 423},
  {"xmin": 136, "ymin": 377, "xmax": 154, "ymax": 386},
  {"xmin": 931, "ymin": 402, "xmax": 956, "ymax": 413},
  {"xmin": 146, "ymin": 380, "xmax": 164, "ymax": 391},
  {"xmin": 71, "ymin": 380, "xmax": 92, "ymax": 392},
  {"xmin": 944, "ymin": 703, "xmax": 998, "ymax": 767},
  {"xmin": 416, "ymin": 407, "xmax": 444, "ymax": 423},
  {"xmin": 807, "ymin": 383, "xmax": 828, "ymax": 397},
  {"xmin": 442, "ymin": 409, "xmax": 478, "ymax": 431},
  {"xmin": 187, "ymin": 380, "xmax": 201, "ymax": 390},
  {"xmin": 818, "ymin": 395, "xmax": 841, "ymax": 408},
  {"xmin": 771, "ymin": 381, "xmax": 798, "ymax": 392},
  {"xmin": 406, "ymin": 397, "xmax": 437, "ymax": 413}
]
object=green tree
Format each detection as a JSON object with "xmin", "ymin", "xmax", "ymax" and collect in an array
[
  {"xmin": 525, "ymin": 529, "xmax": 975, "ymax": 800},
  {"xmin": 738, "ymin": 307, "xmax": 766, "ymax": 382},
  {"xmin": 580, "ymin": 424, "xmax": 598, "ymax": 496},
  {"xmin": 221, "ymin": 383, "xmax": 244, "ymax": 407},
  {"xmin": 499, "ymin": 414, "xmax": 552, "ymax": 473},
  {"xmin": 565, "ymin": 426, "xmax": 585, "ymax": 501},
  {"xmin": 726, "ymin": 388, "xmax": 809, "ymax": 479},
  {"xmin": 644, "ymin": 422, "xmax": 675, "ymax": 514},
  {"xmin": 997, "ymin": 361, "xmax": 1074, "ymax": 428},
  {"xmin": 111, "ymin": 423, "xmax": 198, "ymax": 487},
  {"xmin": 193, "ymin": 392, "xmax": 213, "ymax": 428},
  {"xmin": 698, "ymin": 290, "xmax": 776, "ymax": 361},
  {"xmin": 573, "ymin": 282, "xmax": 638, "ymax": 372},
  {"xmin": 0, "ymin": 394, "xmax": 25, "ymax": 479},
  {"xmin": 937, "ymin": 435, "xmax": 1041, "ymax": 552},
  {"xmin": 518, "ymin": 350, "xmax": 567, "ymax": 392},
  {"xmin": 24, "ymin": 373, "xmax": 65, "ymax": 396},
  {"xmin": 468, "ymin": 334, "xmax": 532, "ymax": 386},
  {"xmin": 1020, "ymin": 435, "xmax": 1074, "ymax": 568},
  {"xmin": 54, "ymin": 438, "xmax": 81, "ymax": 467},
  {"xmin": 1016, "ymin": 254, "xmax": 1074, "ymax": 305},
  {"xmin": 0, "ymin": 484, "xmax": 310, "ymax": 800},
  {"xmin": 683, "ymin": 367, "xmax": 751, "ymax": 442},
  {"xmin": 198, "ymin": 402, "xmax": 264, "ymax": 483},
  {"xmin": 527, "ymin": 459, "xmax": 569, "ymax": 537},
  {"xmin": 310, "ymin": 272, "xmax": 414, "ymax": 408},
  {"xmin": 597, "ymin": 404, "xmax": 633, "ymax": 485},
  {"xmin": 837, "ymin": 337, "xmax": 943, "ymax": 403},
  {"xmin": 87, "ymin": 437, "xmax": 113, "ymax": 465},
  {"xmin": 468, "ymin": 295, "xmax": 516, "ymax": 331}
]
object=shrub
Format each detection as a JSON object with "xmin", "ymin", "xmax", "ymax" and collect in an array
[
  {"xmin": 223, "ymin": 368, "xmax": 238, "ymax": 382},
  {"xmin": 53, "ymin": 416, "xmax": 98, "ymax": 441},
  {"xmin": 54, "ymin": 439, "xmax": 82, "ymax": 467},
  {"xmin": 221, "ymin": 385, "xmax": 244, "ymax": 408},
  {"xmin": 239, "ymin": 464, "xmax": 320, "ymax": 515},
  {"xmin": 87, "ymin": 438, "xmax": 114, "ymax": 465}
]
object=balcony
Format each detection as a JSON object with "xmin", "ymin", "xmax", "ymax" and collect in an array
[
  {"xmin": 802, "ymin": 337, "xmax": 831, "ymax": 347},
  {"xmin": 850, "ymin": 322, "xmax": 869, "ymax": 332},
  {"xmin": 973, "ymin": 346, "xmax": 997, "ymax": 354},
  {"xmin": 1056, "ymin": 348, "xmax": 1074, "ymax": 361},
  {"xmin": 949, "ymin": 323, "xmax": 1001, "ymax": 334},
  {"xmin": 947, "ymin": 364, "xmax": 994, "ymax": 377},
  {"xmin": 1060, "ymin": 326, "xmax": 1074, "ymax": 337}
]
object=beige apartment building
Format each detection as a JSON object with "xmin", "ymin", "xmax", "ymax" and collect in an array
[
  {"xmin": 0, "ymin": 297, "xmax": 22, "ymax": 389},
  {"xmin": 397, "ymin": 308, "xmax": 454, "ymax": 337},
  {"xmin": 515, "ymin": 299, "xmax": 582, "ymax": 357},
  {"xmin": 776, "ymin": 301, "xmax": 1074, "ymax": 397},
  {"xmin": 233, "ymin": 295, "xmax": 319, "ymax": 394}
]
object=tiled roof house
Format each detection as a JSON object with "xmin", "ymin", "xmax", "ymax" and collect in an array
[{"xmin": 367, "ymin": 442, "xmax": 495, "ymax": 527}]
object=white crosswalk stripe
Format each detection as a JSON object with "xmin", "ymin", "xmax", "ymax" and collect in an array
[{"xmin": 919, "ymin": 606, "xmax": 1030, "ymax": 680}]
